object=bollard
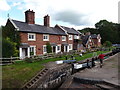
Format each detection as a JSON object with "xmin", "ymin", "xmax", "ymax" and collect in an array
[
  {"xmin": 91, "ymin": 58, "xmax": 95, "ymax": 67},
  {"xmin": 71, "ymin": 55, "xmax": 74, "ymax": 60},
  {"xmin": 65, "ymin": 56, "xmax": 68, "ymax": 60},
  {"xmin": 86, "ymin": 59, "xmax": 90, "ymax": 68}
]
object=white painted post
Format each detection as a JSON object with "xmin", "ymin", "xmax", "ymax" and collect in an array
[
  {"xmin": 64, "ymin": 46, "xmax": 65, "ymax": 52},
  {"xmin": 51, "ymin": 46, "xmax": 53, "ymax": 53},
  {"xmin": 19, "ymin": 47, "xmax": 22, "ymax": 59},
  {"xmin": 55, "ymin": 46, "xmax": 58, "ymax": 53},
  {"xmin": 67, "ymin": 45, "xmax": 69, "ymax": 52},
  {"xmin": 34, "ymin": 46, "xmax": 36, "ymax": 56},
  {"xmin": 27, "ymin": 47, "xmax": 30, "ymax": 58}
]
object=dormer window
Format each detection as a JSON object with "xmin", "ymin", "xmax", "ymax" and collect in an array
[{"xmin": 28, "ymin": 33, "xmax": 36, "ymax": 41}]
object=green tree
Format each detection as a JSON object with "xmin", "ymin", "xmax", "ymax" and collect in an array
[
  {"xmin": 79, "ymin": 20, "xmax": 120, "ymax": 44},
  {"xmin": 2, "ymin": 38, "xmax": 18, "ymax": 58},
  {"xmin": 2, "ymin": 25, "xmax": 20, "ymax": 46},
  {"xmin": 2, "ymin": 25, "xmax": 20, "ymax": 57},
  {"xmin": 46, "ymin": 42, "xmax": 52, "ymax": 53},
  {"xmin": 79, "ymin": 28, "xmax": 98, "ymax": 34},
  {"xmin": 95, "ymin": 20, "xmax": 120, "ymax": 44},
  {"xmin": 103, "ymin": 41, "xmax": 112, "ymax": 47}
]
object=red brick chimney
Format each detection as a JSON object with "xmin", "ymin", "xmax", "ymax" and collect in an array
[
  {"xmin": 25, "ymin": 9, "xmax": 35, "ymax": 24},
  {"xmin": 85, "ymin": 32, "xmax": 91, "ymax": 35},
  {"xmin": 44, "ymin": 14, "xmax": 50, "ymax": 27}
]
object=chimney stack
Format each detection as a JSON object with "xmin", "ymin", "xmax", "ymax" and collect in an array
[
  {"xmin": 25, "ymin": 9, "xmax": 35, "ymax": 24},
  {"xmin": 44, "ymin": 15, "xmax": 50, "ymax": 27},
  {"xmin": 85, "ymin": 32, "xmax": 91, "ymax": 35}
]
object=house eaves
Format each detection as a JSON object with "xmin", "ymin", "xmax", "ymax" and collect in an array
[
  {"xmin": 8, "ymin": 18, "xmax": 19, "ymax": 31},
  {"xmin": 56, "ymin": 25, "xmax": 68, "ymax": 35}
]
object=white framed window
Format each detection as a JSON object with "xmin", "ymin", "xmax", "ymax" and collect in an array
[
  {"xmin": 43, "ymin": 45, "xmax": 47, "ymax": 54},
  {"xmin": 69, "ymin": 35, "xmax": 73, "ymax": 40},
  {"xmin": 30, "ymin": 46, "xmax": 36, "ymax": 55},
  {"xmin": 98, "ymin": 39, "xmax": 101, "ymax": 42},
  {"xmin": 69, "ymin": 44, "xmax": 72, "ymax": 50},
  {"xmin": 43, "ymin": 34, "xmax": 49, "ymax": 41},
  {"xmin": 74, "ymin": 35, "xmax": 79, "ymax": 39},
  {"xmin": 28, "ymin": 33, "xmax": 36, "ymax": 41},
  {"xmin": 62, "ymin": 36, "xmax": 66, "ymax": 41},
  {"xmin": 57, "ymin": 44, "xmax": 61, "ymax": 52},
  {"xmin": 89, "ymin": 39, "xmax": 91, "ymax": 42}
]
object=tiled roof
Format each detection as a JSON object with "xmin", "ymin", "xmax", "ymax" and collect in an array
[
  {"xmin": 11, "ymin": 19, "xmax": 67, "ymax": 35},
  {"xmin": 60, "ymin": 26, "xmax": 81, "ymax": 35},
  {"xmin": 81, "ymin": 35, "xmax": 90, "ymax": 46},
  {"xmin": 81, "ymin": 34, "xmax": 99, "ymax": 46},
  {"xmin": 90, "ymin": 34, "xmax": 98, "ymax": 39},
  {"xmin": 9, "ymin": 19, "xmax": 80, "ymax": 35}
]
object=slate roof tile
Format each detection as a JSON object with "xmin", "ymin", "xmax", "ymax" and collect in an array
[{"xmin": 12, "ymin": 19, "xmax": 67, "ymax": 35}]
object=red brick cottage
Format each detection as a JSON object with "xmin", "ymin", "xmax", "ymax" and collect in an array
[
  {"xmin": 81, "ymin": 32, "xmax": 101, "ymax": 49},
  {"xmin": 5, "ymin": 9, "xmax": 81, "ymax": 59}
]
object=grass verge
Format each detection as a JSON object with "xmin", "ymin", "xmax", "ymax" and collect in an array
[{"xmin": 2, "ymin": 50, "xmax": 110, "ymax": 88}]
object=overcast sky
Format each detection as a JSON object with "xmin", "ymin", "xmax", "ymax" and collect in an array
[{"xmin": 0, "ymin": 0, "xmax": 119, "ymax": 30}]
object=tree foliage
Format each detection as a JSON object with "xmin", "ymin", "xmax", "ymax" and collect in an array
[
  {"xmin": 79, "ymin": 28, "xmax": 99, "ymax": 34},
  {"xmin": 2, "ymin": 24, "xmax": 20, "ymax": 46},
  {"xmin": 103, "ymin": 41, "xmax": 112, "ymax": 47},
  {"xmin": 79, "ymin": 20, "xmax": 120, "ymax": 44},
  {"xmin": 1, "ymin": 25, "xmax": 20, "ymax": 58},
  {"xmin": 46, "ymin": 42, "xmax": 52, "ymax": 53},
  {"xmin": 2, "ymin": 38, "xmax": 18, "ymax": 58}
]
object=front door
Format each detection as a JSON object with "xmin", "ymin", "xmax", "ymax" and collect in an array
[
  {"xmin": 61, "ymin": 45, "xmax": 64, "ymax": 52},
  {"xmin": 65, "ymin": 46, "xmax": 68, "ymax": 52},
  {"xmin": 22, "ymin": 48, "xmax": 27, "ymax": 58},
  {"xmin": 53, "ymin": 46, "xmax": 56, "ymax": 53}
]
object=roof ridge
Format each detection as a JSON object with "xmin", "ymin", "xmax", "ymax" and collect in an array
[{"xmin": 12, "ymin": 19, "xmax": 55, "ymax": 28}]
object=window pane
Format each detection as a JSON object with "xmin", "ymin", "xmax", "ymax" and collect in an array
[
  {"xmin": 58, "ymin": 46, "xmax": 60, "ymax": 50},
  {"xmin": 43, "ymin": 36, "xmax": 44, "ymax": 39},
  {"xmin": 32, "ymin": 35, "xmax": 34, "ymax": 39},
  {"xmin": 28, "ymin": 34, "xmax": 35, "ymax": 40},
  {"xmin": 43, "ymin": 35, "xmax": 49, "ymax": 41},
  {"xmin": 29, "ymin": 35, "xmax": 31, "ymax": 39},
  {"xmin": 30, "ymin": 47, "xmax": 34, "ymax": 52}
]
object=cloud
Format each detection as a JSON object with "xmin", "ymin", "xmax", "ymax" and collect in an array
[
  {"xmin": 0, "ymin": 0, "xmax": 10, "ymax": 11},
  {"xmin": 0, "ymin": 17, "xmax": 7, "ymax": 26},
  {"xmin": 54, "ymin": 10, "xmax": 90, "ymax": 26},
  {"xmin": 12, "ymin": 2, "xmax": 21, "ymax": 7},
  {"xmin": 3, "ymin": 0, "xmax": 119, "ymax": 29}
]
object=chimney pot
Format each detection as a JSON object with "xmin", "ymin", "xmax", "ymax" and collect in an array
[
  {"xmin": 44, "ymin": 14, "xmax": 50, "ymax": 27},
  {"xmin": 25, "ymin": 9, "xmax": 35, "ymax": 24},
  {"xmin": 85, "ymin": 32, "xmax": 91, "ymax": 35}
]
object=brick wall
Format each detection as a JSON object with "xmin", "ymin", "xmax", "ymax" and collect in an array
[
  {"xmin": 20, "ymin": 32, "xmax": 74, "ymax": 55},
  {"xmin": 92, "ymin": 38, "xmax": 101, "ymax": 47}
]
